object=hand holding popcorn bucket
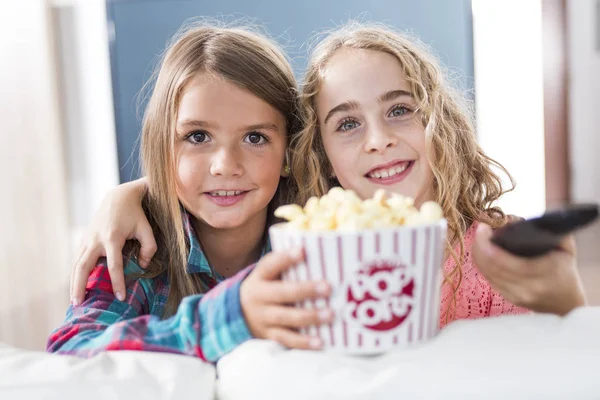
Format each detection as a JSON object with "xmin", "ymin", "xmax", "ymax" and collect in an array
[{"xmin": 269, "ymin": 188, "xmax": 447, "ymax": 355}]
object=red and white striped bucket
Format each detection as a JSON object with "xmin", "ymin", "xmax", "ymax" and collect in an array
[{"xmin": 269, "ymin": 220, "xmax": 447, "ymax": 355}]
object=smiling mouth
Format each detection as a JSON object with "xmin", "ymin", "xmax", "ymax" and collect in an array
[
  {"xmin": 203, "ymin": 189, "xmax": 251, "ymax": 207},
  {"xmin": 365, "ymin": 160, "xmax": 413, "ymax": 179},
  {"xmin": 206, "ymin": 190, "xmax": 247, "ymax": 197}
]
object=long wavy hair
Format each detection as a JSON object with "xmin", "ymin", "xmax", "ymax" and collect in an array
[{"xmin": 290, "ymin": 21, "xmax": 515, "ymax": 319}]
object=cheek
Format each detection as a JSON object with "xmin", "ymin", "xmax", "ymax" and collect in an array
[
  {"xmin": 246, "ymin": 147, "xmax": 286, "ymax": 189},
  {"xmin": 176, "ymin": 153, "xmax": 203, "ymax": 195},
  {"xmin": 402, "ymin": 122, "xmax": 428, "ymax": 157},
  {"xmin": 404, "ymin": 125, "xmax": 431, "ymax": 175},
  {"xmin": 414, "ymin": 134, "xmax": 435, "ymax": 199},
  {"xmin": 322, "ymin": 135, "xmax": 346, "ymax": 174},
  {"xmin": 418, "ymin": 160, "xmax": 435, "ymax": 193},
  {"xmin": 323, "ymin": 141, "xmax": 362, "ymax": 189}
]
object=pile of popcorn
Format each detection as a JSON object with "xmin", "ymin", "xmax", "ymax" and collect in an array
[{"xmin": 274, "ymin": 188, "xmax": 443, "ymax": 231}]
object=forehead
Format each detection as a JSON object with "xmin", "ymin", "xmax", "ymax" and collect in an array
[
  {"xmin": 177, "ymin": 73, "xmax": 285, "ymax": 126},
  {"xmin": 317, "ymin": 48, "xmax": 410, "ymax": 106}
]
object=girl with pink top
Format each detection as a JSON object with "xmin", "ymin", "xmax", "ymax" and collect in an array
[
  {"xmin": 71, "ymin": 21, "xmax": 586, "ymax": 341},
  {"xmin": 291, "ymin": 21, "xmax": 584, "ymax": 326}
]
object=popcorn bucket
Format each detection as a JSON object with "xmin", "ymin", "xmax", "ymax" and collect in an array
[{"xmin": 269, "ymin": 220, "xmax": 447, "ymax": 355}]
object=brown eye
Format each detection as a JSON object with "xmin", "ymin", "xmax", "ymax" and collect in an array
[
  {"xmin": 193, "ymin": 132, "xmax": 207, "ymax": 142},
  {"xmin": 244, "ymin": 132, "xmax": 268, "ymax": 146},
  {"xmin": 186, "ymin": 130, "xmax": 210, "ymax": 144}
]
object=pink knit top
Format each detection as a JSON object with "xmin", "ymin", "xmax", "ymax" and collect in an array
[{"xmin": 439, "ymin": 222, "xmax": 530, "ymax": 328}]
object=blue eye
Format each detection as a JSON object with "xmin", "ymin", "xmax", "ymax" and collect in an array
[
  {"xmin": 388, "ymin": 105, "xmax": 411, "ymax": 118},
  {"xmin": 244, "ymin": 132, "xmax": 269, "ymax": 146},
  {"xmin": 337, "ymin": 119, "xmax": 360, "ymax": 132}
]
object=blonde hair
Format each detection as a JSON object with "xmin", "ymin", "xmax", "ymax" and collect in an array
[
  {"xmin": 291, "ymin": 21, "xmax": 515, "ymax": 319},
  {"xmin": 137, "ymin": 22, "xmax": 300, "ymax": 316}
]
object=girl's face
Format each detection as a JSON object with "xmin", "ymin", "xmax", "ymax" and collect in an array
[
  {"xmin": 175, "ymin": 73, "xmax": 287, "ymax": 230},
  {"xmin": 315, "ymin": 48, "xmax": 434, "ymax": 205}
]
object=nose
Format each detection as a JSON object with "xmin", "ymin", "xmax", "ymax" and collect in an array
[
  {"xmin": 209, "ymin": 146, "xmax": 244, "ymax": 177},
  {"xmin": 364, "ymin": 122, "xmax": 398, "ymax": 154}
]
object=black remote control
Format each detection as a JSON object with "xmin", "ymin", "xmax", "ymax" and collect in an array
[{"xmin": 490, "ymin": 204, "xmax": 599, "ymax": 257}]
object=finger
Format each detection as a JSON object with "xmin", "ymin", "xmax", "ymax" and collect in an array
[
  {"xmin": 555, "ymin": 233, "xmax": 577, "ymax": 256},
  {"xmin": 267, "ymin": 328, "xmax": 323, "ymax": 350},
  {"xmin": 473, "ymin": 223, "xmax": 527, "ymax": 279},
  {"xmin": 472, "ymin": 223, "xmax": 500, "ymax": 274},
  {"xmin": 135, "ymin": 219, "xmax": 157, "ymax": 268},
  {"xmin": 263, "ymin": 305, "xmax": 334, "ymax": 328},
  {"xmin": 106, "ymin": 242, "xmax": 126, "ymax": 301},
  {"xmin": 70, "ymin": 244, "xmax": 88, "ymax": 299},
  {"xmin": 254, "ymin": 248, "xmax": 304, "ymax": 280},
  {"xmin": 264, "ymin": 280, "xmax": 331, "ymax": 303},
  {"xmin": 72, "ymin": 242, "xmax": 88, "ymax": 271},
  {"xmin": 71, "ymin": 246, "xmax": 102, "ymax": 306}
]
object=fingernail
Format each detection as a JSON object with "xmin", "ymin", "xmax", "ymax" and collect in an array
[
  {"xmin": 318, "ymin": 309, "xmax": 333, "ymax": 322},
  {"xmin": 71, "ymin": 298, "xmax": 80, "ymax": 307},
  {"xmin": 116, "ymin": 292, "xmax": 125, "ymax": 301},
  {"xmin": 315, "ymin": 282, "xmax": 329, "ymax": 296},
  {"xmin": 309, "ymin": 337, "xmax": 322, "ymax": 349}
]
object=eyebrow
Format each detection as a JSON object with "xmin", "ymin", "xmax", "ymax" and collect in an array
[
  {"xmin": 177, "ymin": 119, "xmax": 280, "ymax": 132},
  {"xmin": 378, "ymin": 89, "xmax": 413, "ymax": 103},
  {"xmin": 323, "ymin": 89, "xmax": 413, "ymax": 125},
  {"xmin": 244, "ymin": 123, "xmax": 281, "ymax": 132},
  {"xmin": 323, "ymin": 101, "xmax": 360, "ymax": 125},
  {"xmin": 177, "ymin": 119, "xmax": 215, "ymax": 130}
]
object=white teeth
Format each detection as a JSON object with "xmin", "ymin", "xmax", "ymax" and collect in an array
[
  {"xmin": 368, "ymin": 163, "xmax": 409, "ymax": 179},
  {"xmin": 211, "ymin": 190, "xmax": 243, "ymax": 197}
]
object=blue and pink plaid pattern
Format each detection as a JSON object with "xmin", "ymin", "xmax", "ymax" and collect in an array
[{"xmin": 47, "ymin": 210, "xmax": 268, "ymax": 362}]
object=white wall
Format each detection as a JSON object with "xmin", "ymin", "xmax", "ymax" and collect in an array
[
  {"xmin": 567, "ymin": 0, "xmax": 600, "ymax": 205},
  {"xmin": 0, "ymin": 0, "xmax": 119, "ymax": 350},
  {"xmin": 52, "ymin": 0, "xmax": 120, "ymax": 235},
  {"xmin": 0, "ymin": 0, "xmax": 70, "ymax": 349},
  {"xmin": 471, "ymin": 0, "xmax": 546, "ymax": 218}
]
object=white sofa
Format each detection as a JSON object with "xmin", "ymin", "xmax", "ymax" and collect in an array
[
  {"xmin": 0, "ymin": 344, "xmax": 215, "ymax": 400},
  {"xmin": 2, "ymin": 307, "xmax": 600, "ymax": 400},
  {"xmin": 217, "ymin": 307, "xmax": 600, "ymax": 400}
]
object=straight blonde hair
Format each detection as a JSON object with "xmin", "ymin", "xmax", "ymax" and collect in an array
[{"xmin": 136, "ymin": 22, "xmax": 301, "ymax": 316}]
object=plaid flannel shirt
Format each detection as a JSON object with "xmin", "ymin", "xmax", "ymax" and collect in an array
[{"xmin": 47, "ymin": 209, "xmax": 270, "ymax": 362}]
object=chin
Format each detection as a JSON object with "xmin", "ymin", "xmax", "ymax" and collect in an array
[{"xmin": 202, "ymin": 216, "xmax": 246, "ymax": 230}]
